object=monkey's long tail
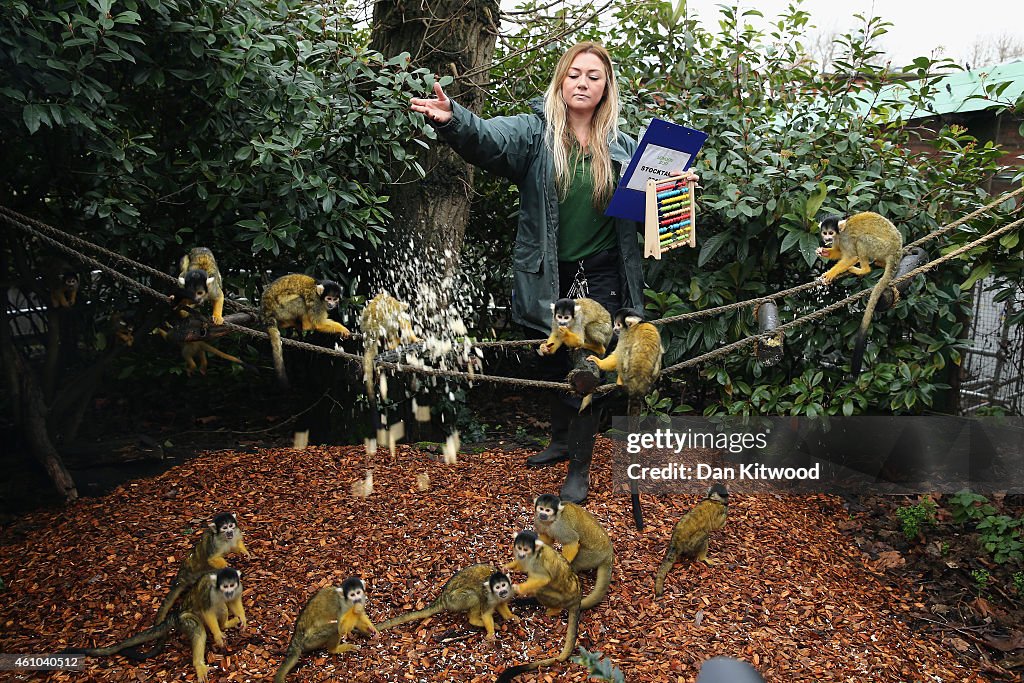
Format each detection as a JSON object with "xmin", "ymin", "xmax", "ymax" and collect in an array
[
  {"xmin": 654, "ymin": 548, "xmax": 677, "ymax": 598},
  {"xmin": 363, "ymin": 343, "xmax": 387, "ymax": 445},
  {"xmin": 851, "ymin": 258, "xmax": 896, "ymax": 375},
  {"xmin": 195, "ymin": 341, "xmax": 247, "ymax": 368},
  {"xmin": 265, "ymin": 323, "xmax": 290, "ymax": 388},
  {"xmin": 495, "ymin": 598, "xmax": 581, "ymax": 682},
  {"xmin": 376, "ymin": 601, "xmax": 443, "ymax": 631},
  {"xmin": 580, "ymin": 558, "xmax": 613, "ymax": 610},
  {"xmin": 153, "ymin": 568, "xmax": 211, "ymax": 626},
  {"xmin": 627, "ymin": 396, "xmax": 644, "ymax": 530},
  {"xmin": 62, "ymin": 615, "xmax": 178, "ymax": 657},
  {"xmin": 273, "ymin": 637, "xmax": 307, "ymax": 683}
]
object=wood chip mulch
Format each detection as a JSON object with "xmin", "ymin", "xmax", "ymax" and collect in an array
[{"xmin": 0, "ymin": 439, "xmax": 988, "ymax": 682}]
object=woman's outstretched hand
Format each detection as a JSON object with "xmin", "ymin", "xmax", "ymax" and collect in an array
[{"xmin": 410, "ymin": 81, "xmax": 453, "ymax": 125}]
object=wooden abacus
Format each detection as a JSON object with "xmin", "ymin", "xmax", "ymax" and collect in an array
[{"xmin": 644, "ymin": 175, "xmax": 696, "ymax": 259}]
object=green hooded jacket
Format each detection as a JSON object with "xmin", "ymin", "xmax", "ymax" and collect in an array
[{"xmin": 436, "ymin": 99, "xmax": 644, "ymax": 335}]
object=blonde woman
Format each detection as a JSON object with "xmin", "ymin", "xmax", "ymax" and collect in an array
[{"xmin": 412, "ymin": 42, "xmax": 696, "ymax": 502}]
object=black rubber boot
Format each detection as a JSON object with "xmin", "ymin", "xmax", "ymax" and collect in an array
[
  {"xmin": 526, "ymin": 397, "xmax": 571, "ymax": 467},
  {"xmin": 560, "ymin": 405, "xmax": 598, "ymax": 504}
]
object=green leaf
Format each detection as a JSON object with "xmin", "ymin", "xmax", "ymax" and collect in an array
[
  {"xmin": 698, "ymin": 230, "xmax": 729, "ymax": 266},
  {"xmin": 960, "ymin": 262, "xmax": 992, "ymax": 290},
  {"xmin": 22, "ymin": 104, "xmax": 46, "ymax": 134},
  {"xmin": 780, "ymin": 229, "xmax": 801, "ymax": 254},
  {"xmin": 804, "ymin": 182, "xmax": 827, "ymax": 221}
]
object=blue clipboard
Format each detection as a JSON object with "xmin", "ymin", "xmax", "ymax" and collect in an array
[{"xmin": 605, "ymin": 118, "xmax": 708, "ymax": 223}]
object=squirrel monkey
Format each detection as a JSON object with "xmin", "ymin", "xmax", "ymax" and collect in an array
[
  {"xmin": 654, "ymin": 484, "xmax": 729, "ymax": 598},
  {"xmin": 378, "ymin": 564, "xmax": 517, "ymax": 640},
  {"xmin": 816, "ymin": 212, "xmax": 904, "ymax": 375},
  {"xmin": 533, "ymin": 494, "xmax": 613, "ymax": 609},
  {"xmin": 48, "ymin": 263, "xmax": 80, "ymax": 308},
  {"xmin": 260, "ymin": 274, "xmax": 351, "ymax": 388},
  {"xmin": 177, "ymin": 247, "xmax": 225, "ymax": 325},
  {"xmin": 154, "ymin": 327, "xmax": 245, "ymax": 376},
  {"xmin": 110, "ymin": 313, "xmax": 134, "ymax": 347},
  {"xmin": 538, "ymin": 297, "xmax": 613, "ymax": 357},
  {"xmin": 274, "ymin": 577, "xmax": 378, "ymax": 682},
  {"xmin": 587, "ymin": 307, "xmax": 663, "ymax": 398},
  {"xmin": 360, "ymin": 292, "xmax": 418, "ymax": 397},
  {"xmin": 155, "ymin": 513, "xmax": 250, "ymax": 624},
  {"xmin": 498, "ymin": 530, "xmax": 582, "ymax": 682},
  {"xmin": 65, "ymin": 567, "xmax": 246, "ymax": 683}
]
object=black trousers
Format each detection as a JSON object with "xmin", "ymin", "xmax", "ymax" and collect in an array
[
  {"xmin": 557, "ymin": 247, "xmax": 622, "ymax": 318},
  {"xmin": 537, "ymin": 248, "xmax": 622, "ymax": 387}
]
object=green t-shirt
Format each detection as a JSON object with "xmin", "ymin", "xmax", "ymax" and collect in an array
[{"xmin": 557, "ymin": 152, "xmax": 617, "ymax": 262}]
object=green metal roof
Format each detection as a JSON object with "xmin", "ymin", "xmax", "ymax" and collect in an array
[{"xmin": 860, "ymin": 58, "xmax": 1024, "ymax": 121}]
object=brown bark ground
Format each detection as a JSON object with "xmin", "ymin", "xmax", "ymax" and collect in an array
[{"xmin": 0, "ymin": 438, "xmax": 989, "ymax": 682}]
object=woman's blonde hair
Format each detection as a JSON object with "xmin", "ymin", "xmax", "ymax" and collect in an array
[{"xmin": 543, "ymin": 41, "xmax": 621, "ymax": 208}]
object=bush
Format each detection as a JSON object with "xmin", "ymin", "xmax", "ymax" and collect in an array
[
  {"xmin": 895, "ymin": 497, "xmax": 937, "ymax": 540},
  {"xmin": 483, "ymin": 2, "xmax": 1019, "ymax": 414}
]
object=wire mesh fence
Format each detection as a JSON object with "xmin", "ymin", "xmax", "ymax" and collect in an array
[{"xmin": 960, "ymin": 276, "xmax": 1024, "ymax": 415}]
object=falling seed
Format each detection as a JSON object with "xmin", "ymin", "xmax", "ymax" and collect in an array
[
  {"xmin": 416, "ymin": 472, "xmax": 430, "ymax": 491},
  {"xmin": 443, "ymin": 430, "xmax": 460, "ymax": 464},
  {"xmin": 351, "ymin": 469, "xmax": 374, "ymax": 498},
  {"xmin": 292, "ymin": 430, "xmax": 310, "ymax": 450}
]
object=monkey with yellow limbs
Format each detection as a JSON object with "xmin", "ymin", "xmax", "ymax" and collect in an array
[
  {"xmin": 538, "ymin": 297, "xmax": 613, "ymax": 357},
  {"xmin": 154, "ymin": 512, "xmax": 250, "ymax": 624},
  {"xmin": 533, "ymin": 494, "xmax": 613, "ymax": 609},
  {"xmin": 654, "ymin": 483, "xmax": 729, "ymax": 598},
  {"xmin": 64, "ymin": 567, "xmax": 246, "ymax": 683},
  {"xmin": 274, "ymin": 576, "xmax": 378, "ymax": 682},
  {"xmin": 498, "ymin": 530, "xmax": 582, "ymax": 682},
  {"xmin": 816, "ymin": 211, "xmax": 904, "ymax": 375},
  {"xmin": 586, "ymin": 307, "xmax": 662, "ymax": 401},
  {"xmin": 177, "ymin": 247, "xmax": 226, "ymax": 325},
  {"xmin": 378, "ymin": 564, "xmax": 517, "ymax": 640},
  {"xmin": 48, "ymin": 261, "xmax": 80, "ymax": 308},
  {"xmin": 360, "ymin": 291, "xmax": 418, "ymax": 399},
  {"xmin": 153, "ymin": 326, "xmax": 247, "ymax": 375},
  {"xmin": 260, "ymin": 274, "xmax": 351, "ymax": 388}
]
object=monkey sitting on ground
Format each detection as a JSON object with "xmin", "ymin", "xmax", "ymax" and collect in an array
[
  {"xmin": 176, "ymin": 247, "xmax": 226, "ymax": 325},
  {"xmin": 816, "ymin": 211, "xmax": 904, "ymax": 374},
  {"xmin": 585, "ymin": 308, "xmax": 663, "ymax": 410},
  {"xmin": 48, "ymin": 263, "xmax": 80, "ymax": 308},
  {"xmin": 260, "ymin": 274, "xmax": 351, "ymax": 388},
  {"xmin": 378, "ymin": 564, "xmax": 517, "ymax": 640},
  {"xmin": 154, "ymin": 513, "xmax": 250, "ymax": 624},
  {"xmin": 538, "ymin": 297, "xmax": 613, "ymax": 357},
  {"xmin": 497, "ymin": 530, "xmax": 582, "ymax": 682},
  {"xmin": 65, "ymin": 567, "xmax": 246, "ymax": 683},
  {"xmin": 533, "ymin": 494, "xmax": 613, "ymax": 609},
  {"xmin": 273, "ymin": 577, "xmax": 378, "ymax": 682},
  {"xmin": 654, "ymin": 483, "xmax": 729, "ymax": 598},
  {"xmin": 360, "ymin": 292, "xmax": 419, "ymax": 397}
]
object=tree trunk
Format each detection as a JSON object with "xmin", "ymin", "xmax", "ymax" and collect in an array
[
  {"xmin": 369, "ymin": 0, "xmax": 500, "ymax": 260},
  {"xmin": 0, "ymin": 285, "xmax": 78, "ymax": 502}
]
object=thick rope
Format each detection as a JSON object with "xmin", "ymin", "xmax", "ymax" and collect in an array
[
  {"xmin": 656, "ymin": 213, "xmax": 1024, "ymax": 376},
  {"xmin": 217, "ymin": 321, "xmax": 571, "ymax": 391},
  {"xmin": 2, "ymin": 200, "xmax": 1020, "ymax": 391},
  {"xmin": 2, "ymin": 214, "xmax": 173, "ymax": 304},
  {"xmin": 905, "ymin": 184, "xmax": 1024, "ymax": 250},
  {"xmin": 467, "ymin": 184, "xmax": 1024, "ymax": 345},
  {"xmin": 0, "ymin": 205, "xmax": 258, "ymax": 315}
]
